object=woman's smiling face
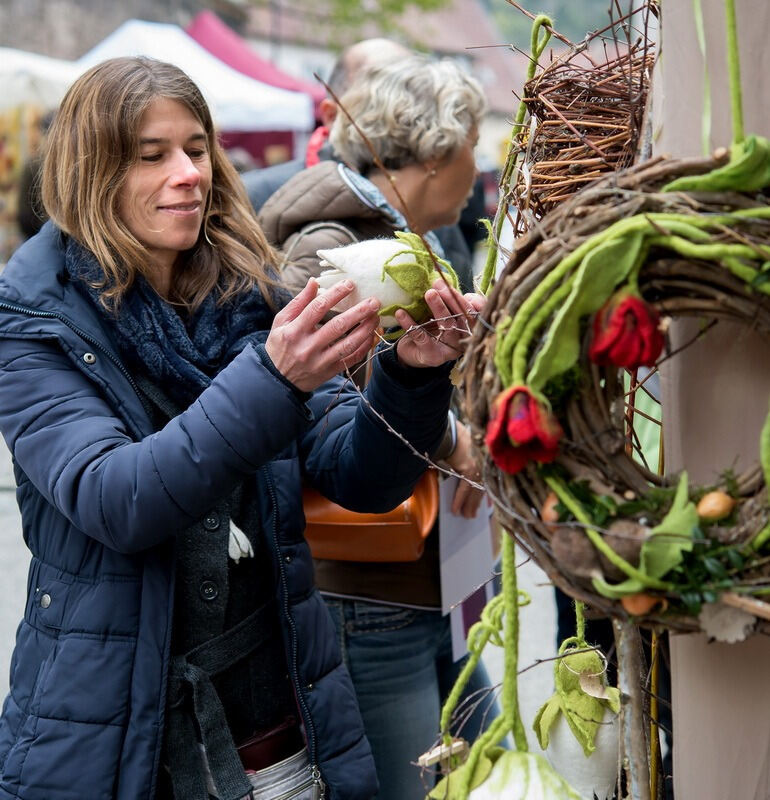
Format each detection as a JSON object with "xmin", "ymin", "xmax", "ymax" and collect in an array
[{"xmin": 118, "ymin": 97, "xmax": 212, "ymax": 273}]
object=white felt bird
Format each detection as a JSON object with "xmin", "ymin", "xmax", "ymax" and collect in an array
[
  {"xmin": 316, "ymin": 231, "xmax": 459, "ymax": 329},
  {"xmin": 316, "ymin": 238, "xmax": 414, "ymax": 326}
]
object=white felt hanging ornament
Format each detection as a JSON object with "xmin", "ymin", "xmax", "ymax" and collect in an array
[
  {"xmin": 532, "ymin": 639, "xmax": 620, "ymax": 800},
  {"xmin": 316, "ymin": 231, "xmax": 458, "ymax": 328},
  {"xmin": 427, "ymin": 516, "xmax": 583, "ymax": 800},
  {"xmin": 467, "ymin": 750, "xmax": 583, "ymax": 800},
  {"xmin": 540, "ymin": 705, "xmax": 619, "ymax": 800}
]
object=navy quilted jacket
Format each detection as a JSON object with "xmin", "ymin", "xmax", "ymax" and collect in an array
[{"xmin": 0, "ymin": 224, "xmax": 452, "ymax": 800}]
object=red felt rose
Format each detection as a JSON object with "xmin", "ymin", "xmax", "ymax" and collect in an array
[
  {"xmin": 589, "ymin": 292, "xmax": 664, "ymax": 369},
  {"xmin": 485, "ymin": 386, "xmax": 563, "ymax": 474}
]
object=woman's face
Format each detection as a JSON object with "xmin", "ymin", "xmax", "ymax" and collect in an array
[
  {"xmin": 424, "ymin": 127, "xmax": 479, "ymax": 230},
  {"xmin": 118, "ymin": 97, "xmax": 212, "ymax": 272}
]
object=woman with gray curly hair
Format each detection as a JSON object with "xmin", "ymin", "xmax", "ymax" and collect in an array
[
  {"xmin": 260, "ymin": 55, "xmax": 486, "ymax": 294},
  {"xmin": 259, "ymin": 54, "xmax": 495, "ymax": 800}
]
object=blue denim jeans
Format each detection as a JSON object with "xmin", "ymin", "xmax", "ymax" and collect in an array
[{"xmin": 324, "ymin": 598, "xmax": 499, "ymax": 800}]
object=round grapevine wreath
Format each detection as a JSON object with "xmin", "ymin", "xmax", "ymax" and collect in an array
[{"xmin": 465, "ymin": 150, "xmax": 770, "ymax": 633}]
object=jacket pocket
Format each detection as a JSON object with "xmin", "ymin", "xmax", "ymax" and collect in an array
[{"xmin": 347, "ymin": 601, "xmax": 422, "ymax": 634}]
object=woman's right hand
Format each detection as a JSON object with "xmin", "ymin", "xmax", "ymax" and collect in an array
[{"xmin": 266, "ymin": 279, "xmax": 381, "ymax": 393}]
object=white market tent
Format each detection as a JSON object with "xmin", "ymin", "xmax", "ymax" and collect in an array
[
  {"xmin": 0, "ymin": 47, "xmax": 83, "ymax": 111},
  {"xmin": 77, "ymin": 19, "xmax": 314, "ymax": 132}
]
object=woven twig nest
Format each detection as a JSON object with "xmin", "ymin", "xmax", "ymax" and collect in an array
[
  {"xmin": 465, "ymin": 151, "xmax": 770, "ymax": 632},
  {"xmin": 508, "ymin": 21, "xmax": 655, "ymax": 237}
]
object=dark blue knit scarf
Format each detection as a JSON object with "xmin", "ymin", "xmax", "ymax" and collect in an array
[{"xmin": 65, "ymin": 238, "xmax": 284, "ymax": 408}]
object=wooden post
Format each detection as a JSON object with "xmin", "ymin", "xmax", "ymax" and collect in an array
[
  {"xmin": 614, "ymin": 618, "xmax": 650, "ymax": 800},
  {"xmin": 654, "ymin": 5, "xmax": 770, "ymax": 797}
]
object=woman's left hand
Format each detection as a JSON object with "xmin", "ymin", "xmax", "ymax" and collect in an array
[
  {"xmin": 445, "ymin": 421, "xmax": 485, "ymax": 518},
  {"xmin": 394, "ymin": 279, "xmax": 485, "ymax": 368}
]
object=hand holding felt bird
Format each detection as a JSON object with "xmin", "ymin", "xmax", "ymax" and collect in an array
[
  {"xmin": 315, "ymin": 231, "xmax": 460, "ymax": 327},
  {"xmin": 316, "ymin": 232, "xmax": 485, "ymax": 368}
]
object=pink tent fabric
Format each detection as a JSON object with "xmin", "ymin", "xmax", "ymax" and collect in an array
[{"xmin": 186, "ymin": 11, "xmax": 324, "ymax": 115}]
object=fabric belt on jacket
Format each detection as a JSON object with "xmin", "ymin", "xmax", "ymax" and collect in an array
[{"xmin": 166, "ymin": 601, "xmax": 278, "ymax": 800}]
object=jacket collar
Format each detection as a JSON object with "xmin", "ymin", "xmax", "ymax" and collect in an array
[
  {"xmin": 0, "ymin": 223, "xmax": 153, "ymax": 438},
  {"xmin": 0, "ymin": 223, "xmax": 122, "ymax": 350}
]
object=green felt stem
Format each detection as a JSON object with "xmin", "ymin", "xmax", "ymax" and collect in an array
[
  {"xmin": 514, "ymin": 281, "xmax": 574, "ymax": 386},
  {"xmin": 749, "ymin": 522, "xmax": 770, "ymax": 552},
  {"xmin": 456, "ymin": 716, "xmax": 509, "ymax": 798},
  {"xmin": 693, "ymin": 0, "xmax": 712, "ymax": 155},
  {"xmin": 502, "ymin": 534, "xmax": 528, "ymax": 752},
  {"xmin": 439, "ymin": 621, "xmax": 495, "ymax": 741},
  {"xmin": 479, "ymin": 14, "xmax": 553, "ymax": 295},
  {"xmin": 724, "ymin": 0, "xmax": 744, "ymax": 145}
]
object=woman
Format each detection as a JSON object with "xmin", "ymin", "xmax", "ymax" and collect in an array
[
  {"xmin": 259, "ymin": 57, "xmax": 495, "ymax": 800},
  {"xmin": 0, "ymin": 57, "xmax": 481, "ymax": 800}
]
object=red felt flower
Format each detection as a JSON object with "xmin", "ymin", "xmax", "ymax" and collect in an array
[
  {"xmin": 589, "ymin": 292, "xmax": 664, "ymax": 369},
  {"xmin": 485, "ymin": 386, "xmax": 563, "ymax": 474}
]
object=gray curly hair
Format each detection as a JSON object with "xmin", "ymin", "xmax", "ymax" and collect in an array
[{"xmin": 329, "ymin": 55, "xmax": 487, "ymax": 172}]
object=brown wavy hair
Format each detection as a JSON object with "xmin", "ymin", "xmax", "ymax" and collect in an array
[{"xmin": 42, "ymin": 56, "xmax": 278, "ymax": 310}]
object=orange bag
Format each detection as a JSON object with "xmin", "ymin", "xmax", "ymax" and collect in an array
[{"xmin": 302, "ymin": 470, "xmax": 439, "ymax": 562}]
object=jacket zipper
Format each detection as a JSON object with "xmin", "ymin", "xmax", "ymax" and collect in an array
[
  {"xmin": 262, "ymin": 466, "xmax": 321, "ymax": 776},
  {"xmin": 0, "ymin": 299, "xmax": 143, "ymax": 399}
]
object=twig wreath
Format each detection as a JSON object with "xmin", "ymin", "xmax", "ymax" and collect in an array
[{"xmin": 466, "ymin": 145, "xmax": 770, "ymax": 632}]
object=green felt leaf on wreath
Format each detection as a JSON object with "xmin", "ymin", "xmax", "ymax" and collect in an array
[
  {"xmin": 527, "ymin": 232, "xmax": 645, "ymax": 390},
  {"xmin": 592, "ymin": 473, "xmax": 696, "ymax": 599},
  {"xmin": 642, "ymin": 472, "xmax": 697, "ymax": 578},
  {"xmin": 663, "ymin": 135, "xmax": 770, "ymax": 193}
]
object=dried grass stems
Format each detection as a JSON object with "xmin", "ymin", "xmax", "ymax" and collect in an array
[
  {"xmin": 504, "ymin": 3, "xmax": 656, "ymax": 240},
  {"xmin": 463, "ymin": 154, "xmax": 770, "ymax": 628}
]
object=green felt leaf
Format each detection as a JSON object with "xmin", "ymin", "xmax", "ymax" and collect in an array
[
  {"xmin": 535, "ymin": 648, "xmax": 620, "ymax": 757},
  {"xmin": 760, "ymin": 401, "xmax": 770, "ymax": 495},
  {"xmin": 427, "ymin": 746, "xmax": 506, "ymax": 799},
  {"xmin": 382, "ymin": 259, "xmax": 431, "ymax": 299},
  {"xmin": 557, "ymin": 650, "xmax": 617, "ymax": 756},
  {"xmin": 593, "ymin": 474, "xmax": 696, "ymax": 599},
  {"xmin": 605, "ymin": 686, "xmax": 621, "ymax": 715},
  {"xmin": 380, "ymin": 232, "xmax": 459, "ymax": 328},
  {"xmin": 379, "ymin": 297, "xmax": 430, "ymax": 324},
  {"xmin": 527, "ymin": 232, "xmax": 645, "ymax": 390},
  {"xmin": 561, "ymin": 689, "xmax": 608, "ymax": 757},
  {"xmin": 533, "ymin": 695, "xmax": 561, "ymax": 751},
  {"xmin": 663, "ymin": 135, "xmax": 770, "ymax": 193},
  {"xmin": 642, "ymin": 472, "xmax": 697, "ymax": 578}
]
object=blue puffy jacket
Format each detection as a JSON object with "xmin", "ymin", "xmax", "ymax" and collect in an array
[{"xmin": 0, "ymin": 224, "xmax": 452, "ymax": 800}]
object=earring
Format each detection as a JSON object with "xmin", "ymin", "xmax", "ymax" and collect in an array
[
  {"xmin": 202, "ymin": 192, "xmax": 216, "ymax": 247},
  {"xmin": 429, "ymin": 168, "xmax": 437, "ymax": 177},
  {"xmin": 203, "ymin": 221, "xmax": 215, "ymax": 247}
]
